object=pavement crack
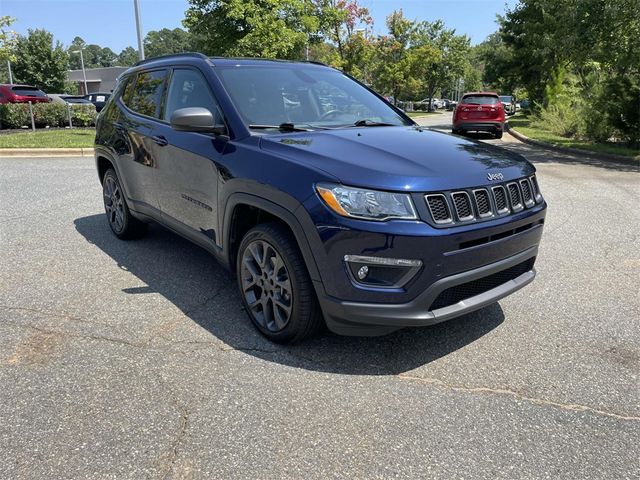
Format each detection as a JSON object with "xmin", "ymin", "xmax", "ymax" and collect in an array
[
  {"xmin": 397, "ymin": 374, "xmax": 640, "ymax": 422},
  {"xmin": 154, "ymin": 373, "xmax": 190, "ymax": 480}
]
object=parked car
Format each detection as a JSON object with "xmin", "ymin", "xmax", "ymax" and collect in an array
[
  {"xmin": 0, "ymin": 84, "xmax": 50, "ymax": 104},
  {"xmin": 95, "ymin": 53, "xmax": 546, "ymax": 343},
  {"xmin": 48, "ymin": 94, "xmax": 95, "ymax": 106},
  {"xmin": 443, "ymin": 98, "xmax": 458, "ymax": 110},
  {"xmin": 499, "ymin": 95, "xmax": 516, "ymax": 115},
  {"xmin": 84, "ymin": 92, "xmax": 111, "ymax": 112},
  {"xmin": 453, "ymin": 92, "xmax": 506, "ymax": 138}
]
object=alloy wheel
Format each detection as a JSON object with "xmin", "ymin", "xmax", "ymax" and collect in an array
[
  {"xmin": 103, "ymin": 175, "xmax": 125, "ymax": 233},
  {"xmin": 240, "ymin": 240, "xmax": 293, "ymax": 332}
]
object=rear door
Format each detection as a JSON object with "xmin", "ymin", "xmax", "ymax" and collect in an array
[
  {"xmin": 150, "ymin": 67, "xmax": 226, "ymax": 242},
  {"xmin": 114, "ymin": 69, "xmax": 168, "ymax": 212}
]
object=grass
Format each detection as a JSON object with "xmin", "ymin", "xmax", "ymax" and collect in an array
[
  {"xmin": 0, "ymin": 128, "xmax": 95, "ymax": 148},
  {"xmin": 508, "ymin": 113, "xmax": 639, "ymax": 159},
  {"xmin": 405, "ymin": 111, "xmax": 443, "ymax": 118}
]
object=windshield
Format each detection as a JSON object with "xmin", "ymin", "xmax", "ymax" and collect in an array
[
  {"xmin": 215, "ymin": 65, "xmax": 410, "ymax": 129},
  {"xmin": 499, "ymin": 96, "xmax": 513, "ymax": 102},
  {"xmin": 462, "ymin": 95, "xmax": 499, "ymax": 105}
]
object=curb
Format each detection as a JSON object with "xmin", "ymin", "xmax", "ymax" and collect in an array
[
  {"xmin": 505, "ymin": 123, "xmax": 639, "ymax": 167},
  {"xmin": 0, "ymin": 148, "xmax": 94, "ymax": 158}
]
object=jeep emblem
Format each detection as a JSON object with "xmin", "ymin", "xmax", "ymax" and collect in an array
[{"xmin": 487, "ymin": 172, "xmax": 504, "ymax": 181}]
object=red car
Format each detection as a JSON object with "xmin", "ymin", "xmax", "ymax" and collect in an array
[
  {"xmin": 0, "ymin": 84, "xmax": 51, "ymax": 104},
  {"xmin": 452, "ymin": 92, "xmax": 505, "ymax": 139}
]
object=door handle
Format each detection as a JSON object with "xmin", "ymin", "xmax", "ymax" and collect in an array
[{"xmin": 151, "ymin": 135, "xmax": 168, "ymax": 147}]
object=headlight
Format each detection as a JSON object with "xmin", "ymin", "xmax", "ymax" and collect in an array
[{"xmin": 316, "ymin": 183, "xmax": 418, "ymax": 221}]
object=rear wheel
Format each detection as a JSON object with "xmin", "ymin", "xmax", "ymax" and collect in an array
[
  {"xmin": 236, "ymin": 223, "xmax": 323, "ymax": 343},
  {"xmin": 102, "ymin": 169, "xmax": 147, "ymax": 239},
  {"xmin": 495, "ymin": 130, "xmax": 503, "ymax": 139}
]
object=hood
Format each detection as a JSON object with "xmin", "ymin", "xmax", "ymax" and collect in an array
[{"xmin": 260, "ymin": 126, "xmax": 534, "ymax": 192}]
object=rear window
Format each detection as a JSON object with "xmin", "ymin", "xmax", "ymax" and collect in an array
[
  {"xmin": 462, "ymin": 95, "xmax": 499, "ymax": 105},
  {"xmin": 11, "ymin": 86, "xmax": 47, "ymax": 97}
]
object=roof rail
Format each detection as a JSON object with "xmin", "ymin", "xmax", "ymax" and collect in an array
[
  {"xmin": 304, "ymin": 60, "xmax": 329, "ymax": 67},
  {"xmin": 133, "ymin": 52, "xmax": 209, "ymax": 67}
]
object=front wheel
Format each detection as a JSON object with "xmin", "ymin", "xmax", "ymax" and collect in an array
[{"xmin": 236, "ymin": 223, "xmax": 323, "ymax": 343}]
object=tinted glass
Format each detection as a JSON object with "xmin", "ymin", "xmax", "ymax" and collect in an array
[
  {"xmin": 462, "ymin": 95, "xmax": 499, "ymax": 105},
  {"xmin": 11, "ymin": 86, "xmax": 47, "ymax": 97},
  {"xmin": 163, "ymin": 69, "xmax": 220, "ymax": 122},
  {"xmin": 127, "ymin": 70, "xmax": 166, "ymax": 118},
  {"xmin": 216, "ymin": 65, "xmax": 409, "ymax": 128}
]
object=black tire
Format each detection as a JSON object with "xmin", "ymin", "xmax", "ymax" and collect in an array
[
  {"xmin": 102, "ymin": 168, "xmax": 147, "ymax": 239},
  {"xmin": 236, "ymin": 222, "xmax": 324, "ymax": 343},
  {"xmin": 495, "ymin": 130, "xmax": 503, "ymax": 139}
]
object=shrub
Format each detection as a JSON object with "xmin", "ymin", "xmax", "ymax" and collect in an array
[
  {"xmin": 33, "ymin": 102, "xmax": 67, "ymax": 127},
  {"xmin": 0, "ymin": 103, "xmax": 31, "ymax": 129},
  {"xmin": 530, "ymin": 102, "xmax": 581, "ymax": 138},
  {"xmin": 70, "ymin": 104, "xmax": 97, "ymax": 127},
  {"xmin": 0, "ymin": 102, "xmax": 97, "ymax": 129}
]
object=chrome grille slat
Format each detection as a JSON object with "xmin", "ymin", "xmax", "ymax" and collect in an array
[
  {"xmin": 451, "ymin": 191, "xmax": 474, "ymax": 221},
  {"xmin": 425, "ymin": 194, "xmax": 452, "ymax": 224},
  {"xmin": 491, "ymin": 186, "xmax": 509, "ymax": 215},
  {"xmin": 473, "ymin": 189, "xmax": 493, "ymax": 218},
  {"xmin": 519, "ymin": 179, "xmax": 535, "ymax": 207},
  {"xmin": 507, "ymin": 182, "xmax": 523, "ymax": 211},
  {"xmin": 529, "ymin": 175, "xmax": 542, "ymax": 202}
]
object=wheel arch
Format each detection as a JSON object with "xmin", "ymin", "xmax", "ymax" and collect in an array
[{"xmin": 222, "ymin": 193, "xmax": 322, "ymax": 283}]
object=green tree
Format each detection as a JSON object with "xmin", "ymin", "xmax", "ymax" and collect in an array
[
  {"xmin": 184, "ymin": 0, "xmax": 310, "ymax": 59},
  {"xmin": 144, "ymin": 28, "xmax": 194, "ymax": 58},
  {"xmin": 118, "ymin": 46, "xmax": 139, "ymax": 66},
  {"xmin": 0, "ymin": 16, "xmax": 18, "ymax": 83},
  {"xmin": 12, "ymin": 29, "xmax": 69, "ymax": 92}
]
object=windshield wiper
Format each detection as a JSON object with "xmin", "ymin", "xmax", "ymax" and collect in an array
[
  {"xmin": 248, "ymin": 123, "xmax": 312, "ymax": 132},
  {"xmin": 353, "ymin": 119, "xmax": 397, "ymax": 127}
]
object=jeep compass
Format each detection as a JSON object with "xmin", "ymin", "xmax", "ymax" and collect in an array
[{"xmin": 94, "ymin": 53, "xmax": 546, "ymax": 343}]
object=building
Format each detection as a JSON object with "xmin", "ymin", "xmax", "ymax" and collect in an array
[{"xmin": 68, "ymin": 66, "xmax": 128, "ymax": 95}]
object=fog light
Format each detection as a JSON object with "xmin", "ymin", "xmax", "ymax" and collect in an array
[
  {"xmin": 343, "ymin": 255, "xmax": 423, "ymax": 289},
  {"xmin": 357, "ymin": 265, "xmax": 369, "ymax": 280}
]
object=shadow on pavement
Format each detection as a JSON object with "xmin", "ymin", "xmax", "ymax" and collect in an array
[{"xmin": 75, "ymin": 214, "xmax": 504, "ymax": 375}]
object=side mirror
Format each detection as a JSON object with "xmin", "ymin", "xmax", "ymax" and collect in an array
[{"xmin": 170, "ymin": 107, "xmax": 227, "ymax": 136}]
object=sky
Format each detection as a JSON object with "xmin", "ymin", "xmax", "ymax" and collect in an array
[{"xmin": 2, "ymin": 0, "xmax": 519, "ymax": 53}]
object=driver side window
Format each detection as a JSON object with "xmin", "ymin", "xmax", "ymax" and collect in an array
[{"xmin": 163, "ymin": 69, "xmax": 221, "ymax": 123}]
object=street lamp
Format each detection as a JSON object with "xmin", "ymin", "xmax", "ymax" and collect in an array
[
  {"xmin": 133, "ymin": 0, "xmax": 145, "ymax": 61},
  {"xmin": 71, "ymin": 49, "xmax": 88, "ymax": 95}
]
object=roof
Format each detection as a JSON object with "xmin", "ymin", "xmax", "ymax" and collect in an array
[
  {"xmin": 462, "ymin": 91, "xmax": 499, "ymax": 96},
  {"xmin": 129, "ymin": 52, "xmax": 329, "ymax": 70}
]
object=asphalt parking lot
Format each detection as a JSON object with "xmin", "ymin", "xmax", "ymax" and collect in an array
[{"xmin": 1, "ymin": 125, "xmax": 639, "ymax": 478}]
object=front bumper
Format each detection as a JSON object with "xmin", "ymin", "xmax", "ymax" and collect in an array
[{"xmin": 317, "ymin": 245, "xmax": 537, "ymax": 336}]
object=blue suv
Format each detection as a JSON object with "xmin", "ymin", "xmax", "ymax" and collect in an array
[{"xmin": 94, "ymin": 53, "xmax": 546, "ymax": 343}]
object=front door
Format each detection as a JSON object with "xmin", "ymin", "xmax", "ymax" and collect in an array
[{"xmin": 151, "ymin": 67, "xmax": 225, "ymax": 243}]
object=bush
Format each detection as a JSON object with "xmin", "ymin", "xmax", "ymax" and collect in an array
[
  {"xmin": 531, "ymin": 102, "xmax": 581, "ymax": 138},
  {"xmin": 0, "ymin": 102, "xmax": 97, "ymax": 129},
  {"xmin": 0, "ymin": 103, "xmax": 31, "ymax": 129},
  {"xmin": 33, "ymin": 102, "xmax": 67, "ymax": 127}
]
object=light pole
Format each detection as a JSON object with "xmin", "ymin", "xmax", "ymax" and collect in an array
[
  {"xmin": 71, "ymin": 49, "xmax": 88, "ymax": 95},
  {"xmin": 7, "ymin": 60, "xmax": 12, "ymax": 84},
  {"xmin": 133, "ymin": 0, "xmax": 145, "ymax": 61}
]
